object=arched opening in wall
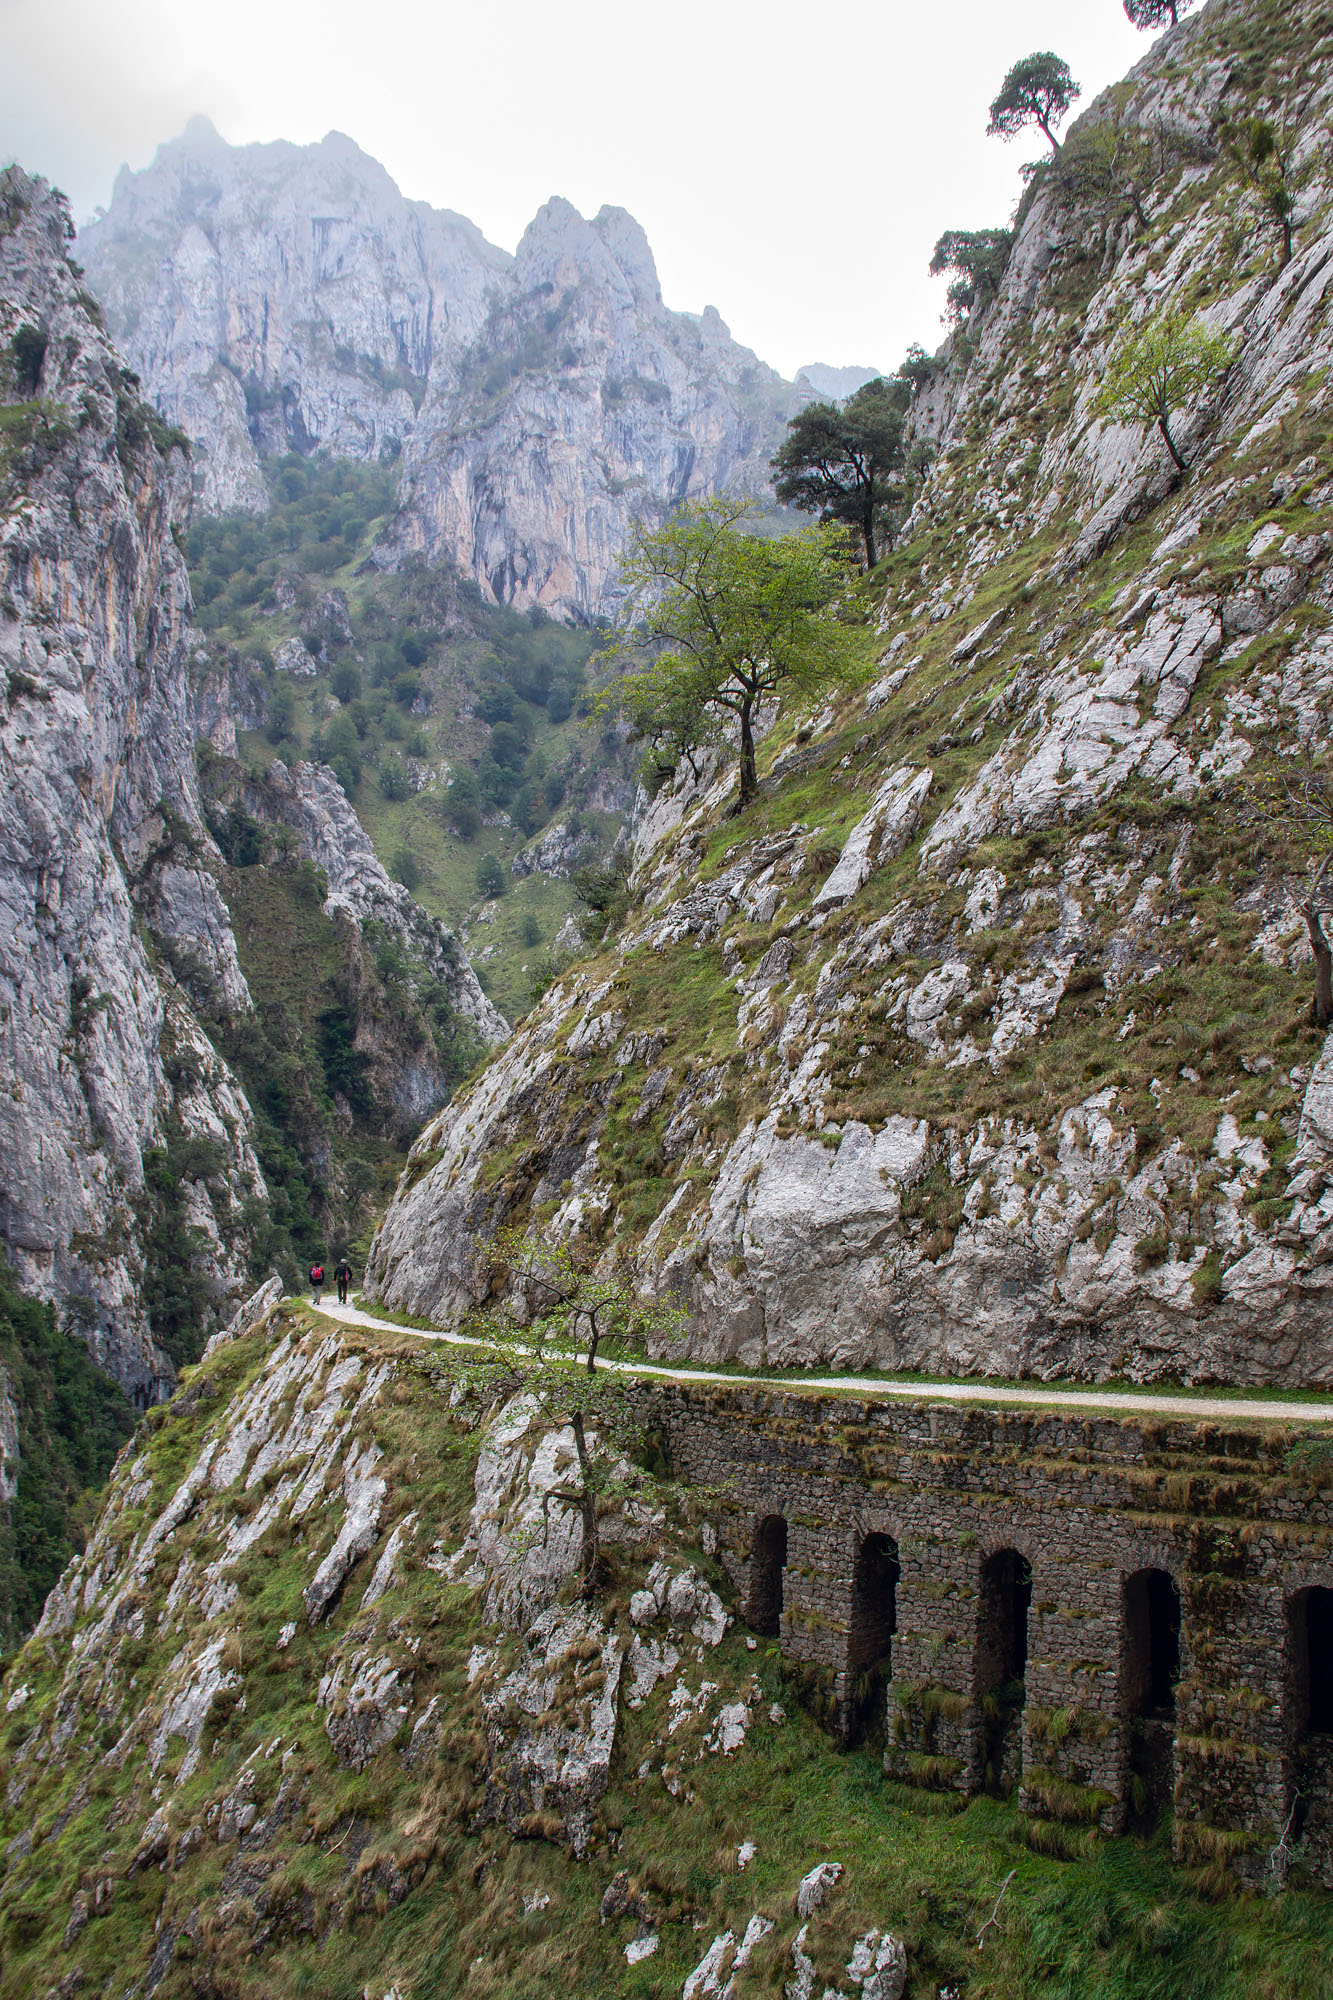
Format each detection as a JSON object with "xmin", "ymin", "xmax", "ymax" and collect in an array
[
  {"xmin": 974, "ymin": 1548, "xmax": 1032, "ymax": 1794},
  {"xmin": 747, "ymin": 1515, "xmax": 787, "ymax": 1638},
  {"xmin": 847, "ymin": 1532, "xmax": 900, "ymax": 1746},
  {"xmin": 1122, "ymin": 1568, "xmax": 1181, "ymax": 1826},
  {"xmin": 1288, "ymin": 1586, "xmax": 1333, "ymax": 1740},
  {"xmin": 1284, "ymin": 1585, "xmax": 1333, "ymax": 1843}
]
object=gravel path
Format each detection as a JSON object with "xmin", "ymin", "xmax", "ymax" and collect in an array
[{"xmin": 307, "ymin": 1299, "xmax": 1333, "ymax": 1428}]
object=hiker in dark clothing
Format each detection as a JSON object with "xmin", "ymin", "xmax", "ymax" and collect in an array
[
  {"xmin": 334, "ymin": 1257, "xmax": 353, "ymax": 1305},
  {"xmin": 310, "ymin": 1261, "xmax": 324, "ymax": 1305}
]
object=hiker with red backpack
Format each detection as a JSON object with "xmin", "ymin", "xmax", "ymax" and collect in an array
[{"xmin": 310, "ymin": 1260, "xmax": 325, "ymax": 1305}]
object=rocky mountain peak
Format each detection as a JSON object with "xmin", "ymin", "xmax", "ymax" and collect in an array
[{"xmin": 78, "ymin": 136, "xmax": 796, "ymax": 617}]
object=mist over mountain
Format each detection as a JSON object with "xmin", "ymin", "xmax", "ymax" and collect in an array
[{"xmin": 79, "ymin": 123, "xmax": 800, "ymax": 620}]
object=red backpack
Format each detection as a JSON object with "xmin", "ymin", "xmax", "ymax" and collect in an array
[{"xmin": 310, "ymin": 1265, "xmax": 324, "ymax": 1284}]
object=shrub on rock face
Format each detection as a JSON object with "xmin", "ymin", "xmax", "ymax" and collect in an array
[
  {"xmin": 1094, "ymin": 309, "xmax": 1235, "ymax": 474},
  {"xmin": 9, "ymin": 322, "xmax": 47, "ymax": 395}
]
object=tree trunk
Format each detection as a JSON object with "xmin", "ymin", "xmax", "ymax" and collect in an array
[
  {"xmin": 862, "ymin": 497, "xmax": 877, "ymax": 569},
  {"xmin": 1157, "ymin": 414, "xmax": 1187, "ymax": 473},
  {"xmin": 738, "ymin": 696, "xmax": 758, "ymax": 807},
  {"xmin": 570, "ymin": 1410, "xmax": 599, "ymax": 1595},
  {"xmin": 1305, "ymin": 903, "xmax": 1333, "ymax": 1027},
  {"xmin": 1038, "ymin": 116, "xmax": 1060, "ymax": 153},
  {"xmin": 1281, "ymin": 213, "xmax": 1293, "ymax": 267},
  {"xmin": 1168, "ymin": 0, "xmax": 1178, "ymax": 21}
]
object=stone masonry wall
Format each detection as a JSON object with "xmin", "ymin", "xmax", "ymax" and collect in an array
[{"xmin": 647, "ymin": 1383, "xmax": 1333, "ymax": 1888}]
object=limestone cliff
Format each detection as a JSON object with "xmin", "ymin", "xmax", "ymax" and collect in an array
[
  {"xmin": 0, "ymin": 167, "xmax": 264, "ymax": 1398},
  {"xmin": 368, "ymin": 0, "xmax": 1333, "ymax": 1387},
  {"xmin": 77, "ymin": 131, "xmax": 793, "ymax": 619},
  {"xmin": 76, "ymin": 119, "xmax": 508, "ymax": 515},
  {"xmin": 379, "ymin": 198, "xmax": 792, "ymax": 620}
]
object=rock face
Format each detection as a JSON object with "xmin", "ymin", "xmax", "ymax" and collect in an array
[
  {"xmin": 77, "ymin": 119, "xmax": 508, "ymax": 515},
  {"xmin": 0, "ymin": 1301, "xmax": 847, "ymax": 1992},
  {"xmin": 78, "ymin": 129, "xmax": 793, "ymax": 619},
  {"xmin": 380, "ymin": 197, "xmax": 792, "ymax": 620},
  {"xmin": 367, "ymin": 0, "xmax": 1333, "ymax": 1386},
  {"xmin": 0, "ymin": 168, "xmax": 264, "ymax": 1396}
]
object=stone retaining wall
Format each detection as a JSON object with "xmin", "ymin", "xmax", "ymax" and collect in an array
[{"xmin": 647, "ymin": 1382, "xmax": 1333, "ymax": 1886}]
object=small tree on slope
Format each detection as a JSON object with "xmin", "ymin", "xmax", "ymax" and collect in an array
[
  {"xmin": 928, "ymin": 229, "xmax": 1015, "ymax": 325},
  {"xmin": 459, "ymin": 1230, "xmax": 685, "ymax": 1596},
  {"xmin": 987, "ymin": 54, "xmax": 1081, "ymax": 154},
  {"xmin": 771, "ymin": 377, "xmax": 910, "ymax": 566},
  {"xmin": 594, "ymin": 497, "xmax": 868, "ymax": 810},
  {"xmin": 1223, "ymin": 115, "xmax": 1299, "ymax": 270},
  {"xmin": 1094, "ymin": 308, "xmax": 1236, "ymax": 474}
]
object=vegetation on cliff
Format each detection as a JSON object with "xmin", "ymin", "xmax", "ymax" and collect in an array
[
  {"xmin": 185, "ymin": 456, "xmax": 623, "ymax": 1021},
  {"xmin": 0, "ymin": 1258, "xmax": 133, "ymax": 1661},
  {"xmin": 3, "ymin": 1305, "xmax": 1333, "ymax": 1996}
]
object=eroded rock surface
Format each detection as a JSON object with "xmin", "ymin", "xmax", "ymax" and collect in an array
[
  {"xmin": 0, "ymin": 167, "xmax": 264, "ymax": 1392},
  {"xmin": 366, "ymin": 1, "xmax": 1333, "ymax": 1385}
]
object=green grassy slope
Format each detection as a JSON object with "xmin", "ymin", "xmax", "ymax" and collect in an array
[{"xmin": 187, "ymin": 457, "xmax": 628, "ymax": 1022}]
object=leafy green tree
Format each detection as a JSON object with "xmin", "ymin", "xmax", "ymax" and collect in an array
[
  {"xmin": 1223, "ymin": 116, "xmax": 1297, "ymax": 268},
  {"xmin": 378, "ymin": 756, "xmax": 411, "ymax": 801},
  {"xmin": 264, "ymin": 676, "xmax": 298, "ymax": 746},
  {"xmin": 512, "ymin": 783, "xmax": 545, "ymax": 837},
  {"xmin": 572, "ymin": 854, "xmax": 630, "ymax": 946},
  {"xmin": 771, "ymin": 378, "xmax": 909, "ymax": 565},
  {"xmin": 520, "ymin": 911, "xmax": 542, "ymax": 948},
  {"xmin": 458, "ymin": 1229, "xmax": 685, "ymax": 1594},
  {"xmin": 1094, "ymin": 308, "xmax": 1235, "ymax": 473},
  {"xmin": 330, "ymin": 660, "xmax": 361, "ymax": 704},
  {"xmin": 322, "ymin": 708, "xmax": 361, "ymax": 769},
  {"xmin": 443, "ymin": 767, "xmax": 482, "ymax": 840},
  {"xmin": 547, "ymin": 680, "xmax": 575, "ymax": 723},
  {"xmin": 896, "ymin": 344, "xmax": 939, "ymax": 398},
  {"xmin": 595, "ymin": 498, "xmax": 866, "ymax": 809},
  {"xmin": 329, "ymin": 753, "xmax": 360, "ymax": 797},
  {"xmin": 489, "ymin": 720, "xmax": 530, "ymax": 772},
  {"xmin": 987, "ymin": 54, "xmax": 1081, "ymax": 153},
  {"xmin": 928, "ymin": 230, "xmax": 1014, "ymax": 324},
  {"xmin": 476, "ymin": 852, "xmax": 506, "ymax": 898},
  {"xmin": 1124, "ymin": 0, "xmax": 1194, "ymax": 26},
  {"xmin": 391, "ymin": 845, "xmax": 422, "ymax": 891}
]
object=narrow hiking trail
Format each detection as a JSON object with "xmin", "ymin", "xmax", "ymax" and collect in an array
[{"xmin": 307, "ymin": 1297, "xmax": 1333, "ymax": 1428}]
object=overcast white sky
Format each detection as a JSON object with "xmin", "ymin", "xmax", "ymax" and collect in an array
[{"xmin": 3, "ymin": 0, "xmax": 1163, "ymax": 380}]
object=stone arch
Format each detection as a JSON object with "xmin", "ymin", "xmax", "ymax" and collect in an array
[
  {"xmin": 1121, "ymin": 1567, "xmax": 1180, "ymax": 1825},
  {"xmin": 746, "ymin": 1513, "xmax": 788, "ymax": 1637},
  {"xmin": 1288, "ymin": 1584, "xmax": 1333, "ymax": 1741},
  {"xmin": 973, "ymin": 1547, "xmax": 1032, "ymax": 1794},
  {"xmin": 1285, "ymin": 1583, "xmax": 1333, "ymax": 1852},
  {"xmin": 846, "ymin": 1530, "xmax": 900, "ymax": 1744}
]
